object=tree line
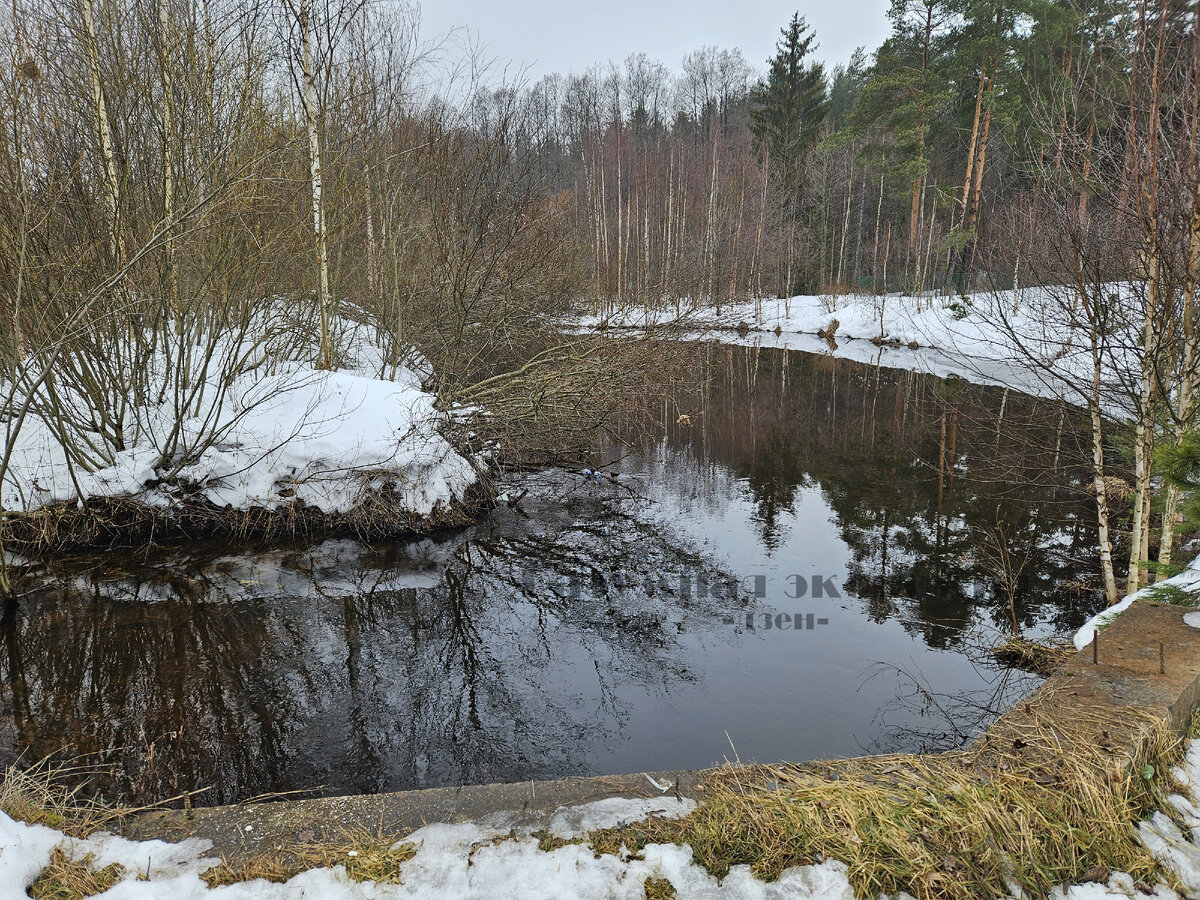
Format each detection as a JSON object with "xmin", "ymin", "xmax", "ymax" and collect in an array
[
  {"xmin": 498, "ymin": 0, "xmax": 1194, "ymax": 305},
  {"xmin": 2, "ymin": 0, "xmax": 1200, "ymax": 605}
]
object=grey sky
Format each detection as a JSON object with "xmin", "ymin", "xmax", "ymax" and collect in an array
[{"xmin": 417, "ymin": 1, "xmax": 892, "ymax": 81}]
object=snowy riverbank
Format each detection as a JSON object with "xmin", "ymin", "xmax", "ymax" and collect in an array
[
  {"xmin": 5, "ymin": 743, "xmax": 1200, "ymax": 899},
  {"xmin": 0, "ymin": 320, "xmax": 480, "ymax": 546},
  {"xmin": 576, "ymin": 288, "xmax": 1142, "ymax": 412}
]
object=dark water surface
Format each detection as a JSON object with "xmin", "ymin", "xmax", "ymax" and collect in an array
[{"xmin": 0, "ymin": 345, "xmax": 1104, "ymax": 805}]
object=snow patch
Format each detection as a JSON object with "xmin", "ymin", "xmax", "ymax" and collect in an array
[
  {"xmin": 1, "ymin": 325, "xmax": 477, "ymax": 521},
  {"xmin": 0, "ymin": 794, "xmax": 856, "ymax": 899},
  {"xmin": 0, "ymin": 813, "xmax": 60, "ymax": 900},
  {"xmin": 546, "ymin": 796, "xmax": 695, "ymax": 837},
  {"xmin": 575, "ymin": 287, "xmax": 1145, "ymax": 412}
]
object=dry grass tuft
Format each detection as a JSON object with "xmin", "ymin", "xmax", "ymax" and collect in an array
[
  {"xmin": 27, "ymin": 848, "xmax": 125, "ymax": 900},
  {"xmin": 990, "ymin": 635, "xmax": 1074, "ymax": 675},
  {"xmin": 200, "ymin": 828, "xmax": 417, "ymax": 887},
  {"xmin": 589, "ymin": 694, "xmax": 1186, "ymax": 900},
  {"xmin": 0, "ymin": 758, "xmax": 126, "ymax": 837},
  {"xmin": 643, "ymin": 875, "xmax": 677, "ymax": 899},
  {"xmin": 532, "ymin": 828, "xmax": 585, "ymax": 852}
]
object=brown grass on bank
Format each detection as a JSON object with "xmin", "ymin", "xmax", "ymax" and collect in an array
[
  {"xmin": 589, "ymin": 691, "xmax": 1187, "ymax": 900},
  {"xmin": 0, "ymin": 758, "xmax": 126, "ymax": 838},
  {"xmin": 1, "ymin": 480, "xmax": 490, "ymax": 558},
  {"xmin": 1, "ymin": 755, "xmax": 211, "ymax": 839},
  {"xmin": 27, "ymin": 848, "xmax": 125, "ymax": 900},
  {"xmin": 2, "ymin": 760, "xmax": 134, "ymax": 900},
  {"xmin": 200, "ymin": 828, "xmax": 417, "ymax": 887},
  {"xmin": 990, "ymin": 635, "xmax": 1075, "ymax": 675}
]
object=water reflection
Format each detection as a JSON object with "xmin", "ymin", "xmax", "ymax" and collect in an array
[
  {"xmin": 607, "ymin": 346, "xmax": 1099, "ymax": 644},
  {"xmin": 0, "ymin": 501, "xmax": 745, "ymax": 804},
  {"xmin": 0, "ymin": 345, "xmax": 1104, "ymax": 804}
]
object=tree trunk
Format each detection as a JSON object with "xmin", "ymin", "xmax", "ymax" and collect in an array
[
  {"xmin": 1163, "ymin": 46, "xmax": 1200, "ymax": 576},
  {"xmin": 1091, "ymin": 371, "xmax": 1119, "ymax": 606},
  {"xmin": 959, "ymin": 69, "xmax": 987, "ymax": 228},
  {"xmin": 79, "ymin": 0, "xmax": 124, "ymax": 264},
  {"xmin": 298, "ymin": 0, "xmax": 333, "ymax": 369},
  {"xmin": 158, "ymin": 0, "xmax": 178, "ymax": 310}
]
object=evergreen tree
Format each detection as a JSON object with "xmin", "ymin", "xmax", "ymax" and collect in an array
[
  {"xmin": 750, "ymin": 14, "xmax": 830, "ymax": 197},
  {"xmin": 847, "ymin": 0, "xmax": 957, "ymax": 253},
  {"xmin": 828, "ymin": 48, "xmax": 870, "ymax": 128}
]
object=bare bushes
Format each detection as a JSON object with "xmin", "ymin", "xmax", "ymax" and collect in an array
[
  {"xmin": 0, "ymin": 0, "xmax": 685, "ymax": 566},
  {"xmin": 347, "ymin": 99, "xmax": 688, "ymax": 468}
]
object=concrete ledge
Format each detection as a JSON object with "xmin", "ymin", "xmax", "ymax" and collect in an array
[
  {"xmin": 122, "ymin": 769, "xmax": 706, "ymax": 858},
  {"xmin": 120, "ymin": 599, "xmax": 1200, "ymax": 861},
  {"xmin": 978, "ymin": 599, "xmax": 1200, "ymax": 770}
]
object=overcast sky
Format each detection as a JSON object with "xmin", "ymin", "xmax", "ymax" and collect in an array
[{"xmin": 417, "ymin": 1, "xmax": 892, "ymax": 81}]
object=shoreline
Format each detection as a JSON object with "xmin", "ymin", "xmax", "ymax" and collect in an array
[{"xmin": 0, "ymin": 475, "xmax": 494, "ymax": 558}]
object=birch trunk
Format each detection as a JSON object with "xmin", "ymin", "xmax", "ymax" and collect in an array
[
  {"xmin": 1162, "ymin": 50, "xmax": 1200, "ymax": 576},
  {"xmin": 298, "ymin": 0, "xmax": 333, "ymax": 368},
  {"xmin": 158, "ymin": 0, "xmax": 178, "ymax": 309},
  {"xmin": 1091, "ymin": 350, "xmax": 1120, "ymax": 606},
  {"xmin": 79, "ymin": 0, "xmax": 124, "ymax": 263}
]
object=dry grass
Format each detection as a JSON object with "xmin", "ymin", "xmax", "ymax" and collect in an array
[
  {"xmin": 588, "ymin": 698, "xmax": 1186, "ymax": 900},
  {"xmin": 532, "ymin": 828, "xmax": 584, "ymax": 852},
  {"xmin": 642, "ymin": 875, "xmax": 677, "ymax": 899},
  {"xmin": 990, "ymin": 635, "xmax": 1075, "ymax": 675},
  {"xmin": 200, "ymin": 828, "xmax": 417, "ymax": 887},
  {"xmin": 27, "ymin": 848, "xmax": 125, "ymax": 900},
  {"xmin": 0, "ymin": 758, "xmax": 126, "ymax": 837}
]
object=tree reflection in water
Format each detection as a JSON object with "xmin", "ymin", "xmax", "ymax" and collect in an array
[
  {"xmin": 0, "ymin": 496, "xmax": 740, "ymax": 805},
  {"xmin": 0, "ymin": 345, "xmax": 1105, "ymax": 805}
]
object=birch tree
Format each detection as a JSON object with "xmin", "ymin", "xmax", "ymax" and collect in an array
[
  {"xmin": 77, "ymin": 0, "xmax": 124, "ymax": 264},
  {"xmin": 284, "ymin": 0, "xmax": 334, "ymax": 369}
]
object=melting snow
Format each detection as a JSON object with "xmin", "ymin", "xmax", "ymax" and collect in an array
[
  {"xmin": 1, "ymin": 326, "xmax": 477, "ymax": 519},
  {"xmin": 575, "ymin": 287, "xmax": 1146, "ymax": 414},
  {"xmin": 9, "ymin": 741, "xmax": 1200, "ymax": 899}
]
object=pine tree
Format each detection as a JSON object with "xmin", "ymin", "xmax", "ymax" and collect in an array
[{"xmin": 848, "ymin": 0, "xmax": 957, "ymax": 255}]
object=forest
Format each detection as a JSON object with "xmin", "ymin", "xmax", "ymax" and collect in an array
[
  {"xmin": 4, "ymin": 1, "xmax": 1196, "ymax": 343},
  {"xmin": 0, "ymin": 0, "xmax": 1199, "ymax": 604},
  {"xmin": 8, "ymin": 3, "xmax": 1200, "ymax": 898}
]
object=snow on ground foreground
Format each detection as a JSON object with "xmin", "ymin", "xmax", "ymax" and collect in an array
[
  {"xmin": 0, "ymin": 796, "xmax": 850, "ymax": 900},
  {"xmin": 0, "ymin": 322, "xmax": 477, "ymax": 519},
  {"xmin": 9, "ymin": 747, "xmax": 1200, "ymax": 899}
]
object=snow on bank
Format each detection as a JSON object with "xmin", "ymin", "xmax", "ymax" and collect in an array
[
  {"xmin": 10, "ymin": 743, "xmax": 1200, "ymax": 899},
  {"xmin": 1072, "ymin": 556, "xmax": 1200, "ymax": 650},
  {"xmin": 0, "ymin": 324, "xmax": 477, "ymax": 520},
  {"xmin": 576, "ymin": 288, "xmax": 1140, "ymax": 410},
  {"xmin": 0, "ymin": 796, "xmax": 852, "ymax": 900}
]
